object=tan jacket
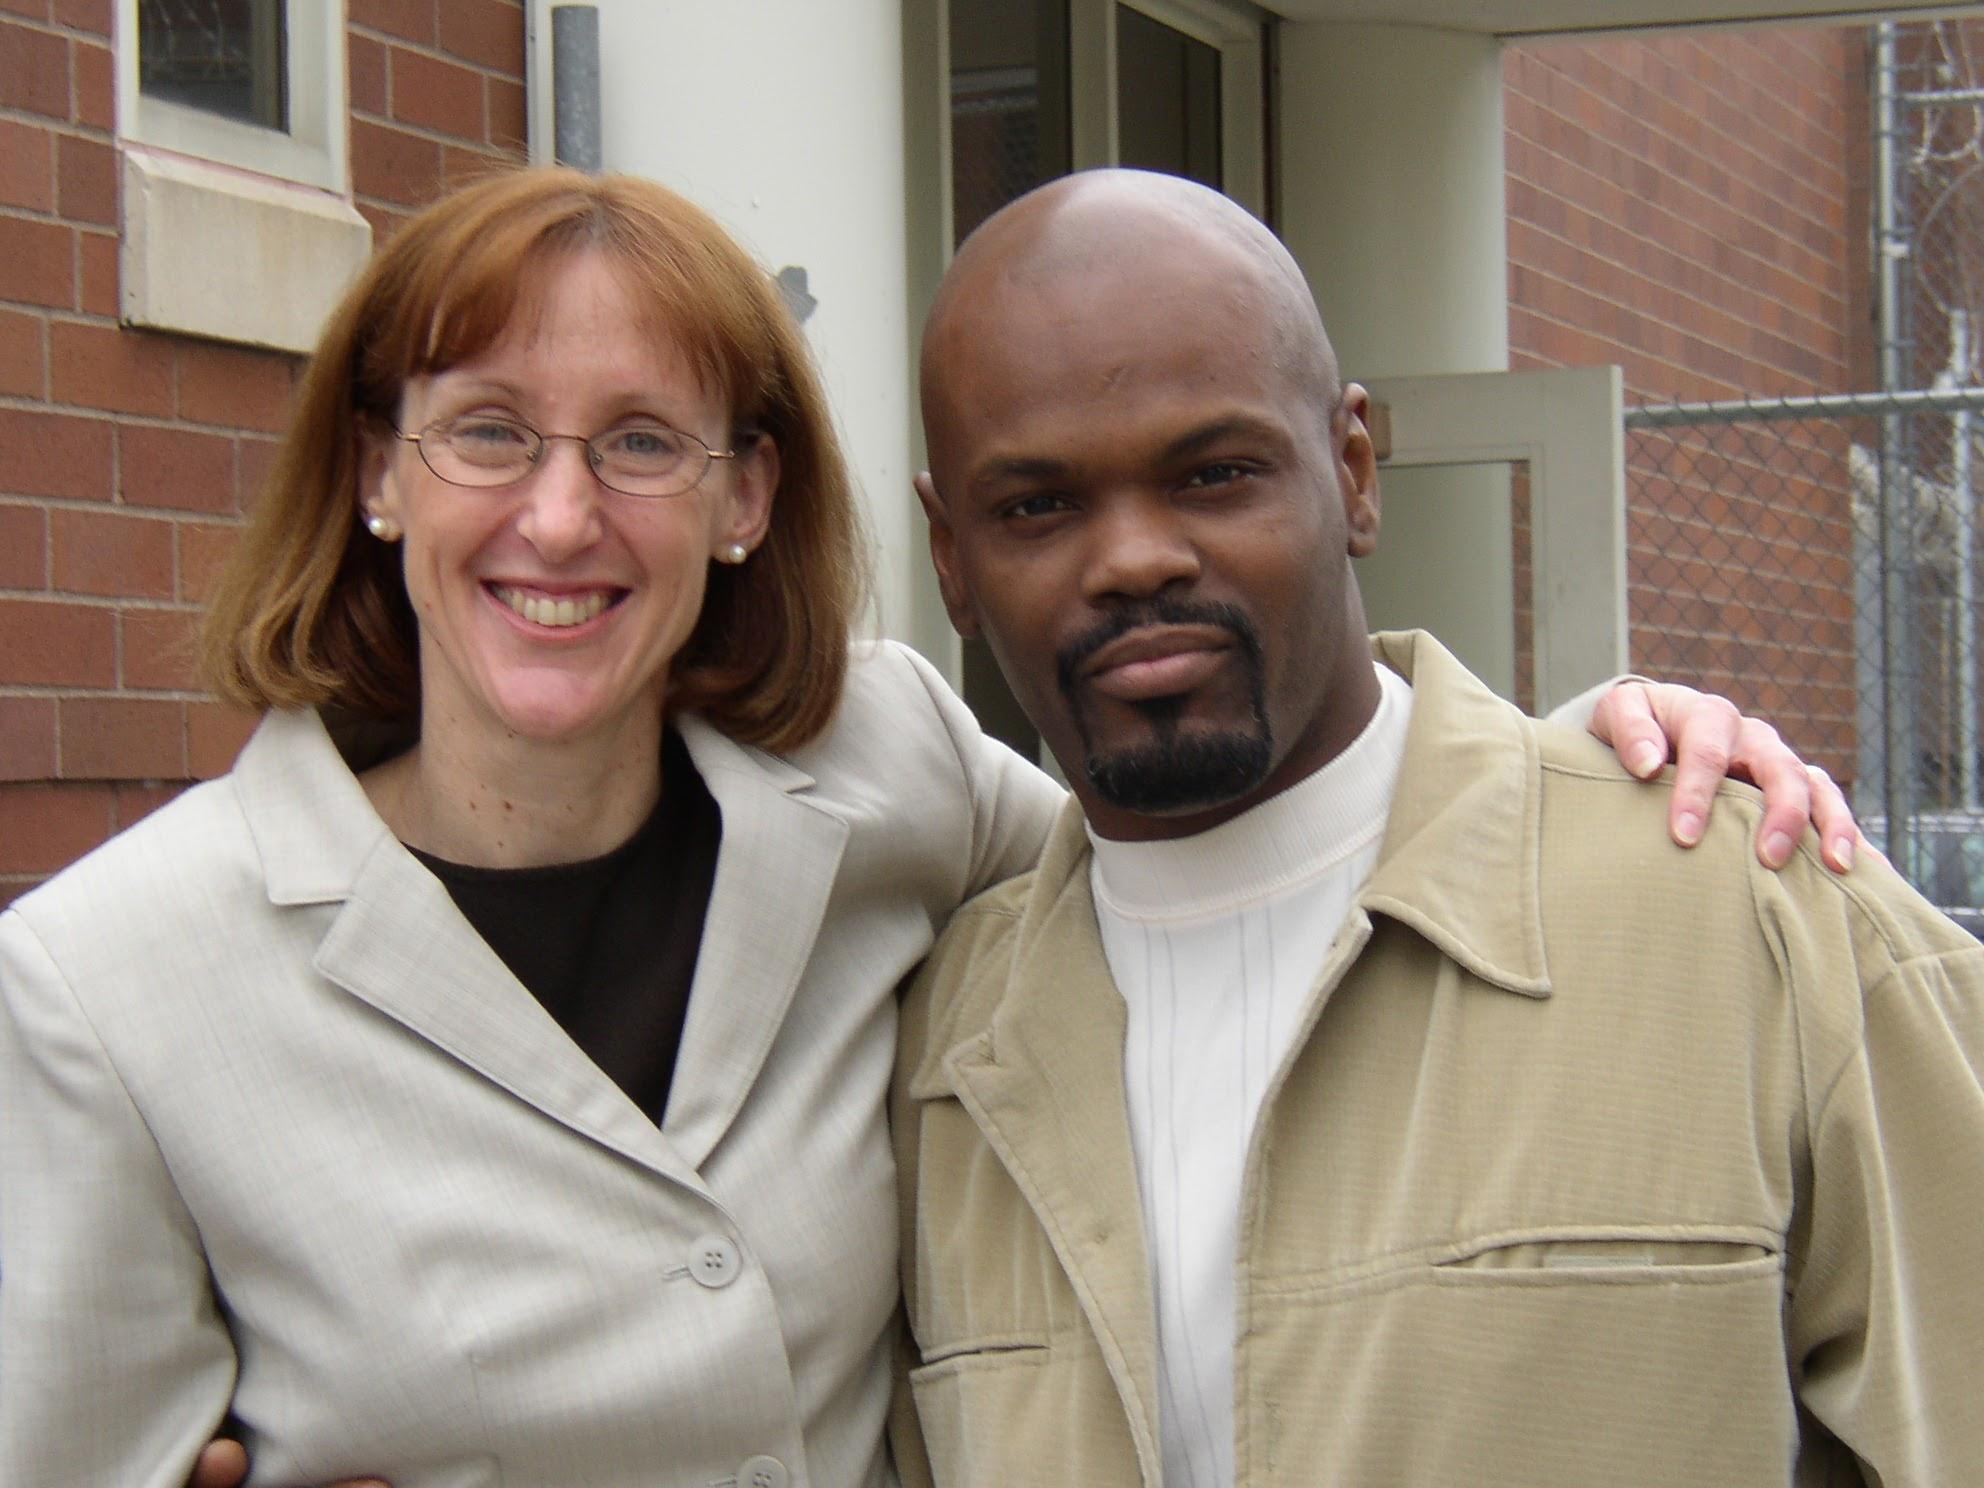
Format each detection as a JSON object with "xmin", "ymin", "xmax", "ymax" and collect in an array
[{"xmin": 891, "ymin": 632, "xmax": 1984, "ymax": 1488}]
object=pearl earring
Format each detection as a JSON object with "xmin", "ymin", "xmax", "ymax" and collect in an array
[
  {"xmin": 718, "ymin": 542, "xmax": 750, "ymax": 565},
  {"xmin": 365, "ymin": 512, "xmax": 401, "ymax": 542}
]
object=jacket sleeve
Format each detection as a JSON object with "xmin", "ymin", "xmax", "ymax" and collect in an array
[
  {"xmin": 0, "ymin": 908, "xmax": 238, "ymax": 1488},
  {"xmin": 894, "ymin": 642, "xmax": 1067, "ymax": 895},
  {"xmin": 1787, "ymin": 926, "xmax": 1984, "ymax": 1484}
]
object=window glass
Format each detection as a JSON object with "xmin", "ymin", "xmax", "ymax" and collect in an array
[
  {"xmin": 1116, "ymin": 4, "xmax": 1221, "ymax": 189},
  {"xmin": 950, "ymin": 0, "xmax": 1072, "ymax": 240},
  {"xmin": 139, "ymin": 0, "xmax": 287, "ymax": 132}
]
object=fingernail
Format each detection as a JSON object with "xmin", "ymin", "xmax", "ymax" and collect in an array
[
  {"xmin": 1627, "ymin": 742, "xmax": 1663, "ymax": 778},
  {"xmin": 1675, "ymin": 811, "xmax": 1704, "ymax": 846},
  {"xmin": 1763, "ymin": 831, "xmax": 1794, "ymax": 867},
  {"xmin": 1833, "ymin": 836, "xmax": 1855, "ymax": 871}
]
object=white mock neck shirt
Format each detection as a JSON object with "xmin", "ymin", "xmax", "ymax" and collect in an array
[{"xmin": 1086, "ymin": 665, "xmax": 1414, "ymax": 1488}]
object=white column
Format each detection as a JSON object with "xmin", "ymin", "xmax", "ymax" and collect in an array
[
  {"xmin": 1276, "ymin": 24, "xmax": 1519, "ymax": 696},
  {"xmin": 534, "ymin": 0, "xmax": 926, "ymax": 653}
]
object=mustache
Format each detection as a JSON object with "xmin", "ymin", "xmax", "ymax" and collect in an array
[{"xmin": 1055, "ymin": 597, "xmax": 1262, "ymax": 698}]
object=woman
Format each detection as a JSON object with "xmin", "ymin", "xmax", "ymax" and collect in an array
[{"xmin": 0, "ymin": 170, "xmax": 1848, "ymax": 1488}]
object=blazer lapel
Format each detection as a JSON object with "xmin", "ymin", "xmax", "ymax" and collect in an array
[
  {"xmin": 944, "ymin": 810, "xmax": 1164, "ymax": 1483},
  {"xmin": 662, "ymin": 718, "xmax": 851, "ymax": 1171},
  {"xmin": 238, "ymin": 709, "xmax": 707, "ymax": 1192}
]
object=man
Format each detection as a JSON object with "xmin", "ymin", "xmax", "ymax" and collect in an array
[{"xmin": 892, "ymin": 169, "xmax": 1983, "ymax": 1487}]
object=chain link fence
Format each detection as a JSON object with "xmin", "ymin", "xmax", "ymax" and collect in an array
[
  {"xmin": 1626, "ymin": 392, "xmax": 1984, "ymax": 934},
  {"xmin": 1622, "ymin": 21, "xmax": 1984, "ymax": 933}
]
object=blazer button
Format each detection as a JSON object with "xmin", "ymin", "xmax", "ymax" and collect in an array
[
  {"xmin": 739, "ymin": 1456, "xmax": 788, "ymax": 1488},
  {"xmin": 689, "ymin": 1234, "xmax": 742, "ymax": 1288}
]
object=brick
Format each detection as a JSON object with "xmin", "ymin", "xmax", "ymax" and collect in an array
[
  {"xmin": 113, "ymin": 779, "xmax": 184, "ymax": 829},
  {"xmin": 50, "ymin": 0, "xmax": 108, "ymax": 32},
  {"xmin": 0, "ymin": 19, "xmax": 68, "ymax": 118},
  {"xmin": 438, "ymin": 0, "xmax": 524, "ymax": 76},
  {"xmin": 176, "ymin": 518, "xmax": 237, "ymax": 604},
  {"xmin": 76, "ymin": 227, "xmax": 114, "ymax": 314},
  {"xmin": 487, "ymin": 76, "xmax": 525, "ymax": 153},
  {"xmin": 176, "ymin": 340, "xmax": 295, "ymax": 432},
  {"xmin": 51, "ymin": 320, "xmax": 174, "ymax": 415},
  {"xmin": 0, "ymin": 117, "xmax": 54, "ymax": 210},
  {"xmin": 54, "ymin": 130, "xmax": 112, "ymax": 225},
  {"xmin": 0, "ymin": 0, "xmax": 49, "ymax": 18},
  {"xmin": 0, "ymin": 781, "xmax": 114, "ymax": 873},
  {"xmin": 442, "ymin": 143, "xmax": 504, "ymax": 192},
  {"xmin": 357, "ymin": 200, "xmax": 406, "ymax": 246},
  {"xmin": 71, "ymin": 38, "xmax": 108, "ymax": 128},
  {"xmin": 0, "ymin": 697, "xmax": 57, "ymax": 781},
  {"xmin": 349, "ymin": 32, "xmax": 388, "ymax": 115},
  {"xmin": 237, "ymin": 436, "xmax": 281, "ymax": 507},
  {"xmin": 0, "ymin": 594, "xmax": 114, "ymax": 683},
  {"xmin": 353, "ymin": 118, "xmax": 443, "ymax": 208},
  {"xmin": 50, "ymin": 506, "xmax": 173, "ymax": 597},
  {"xmin": 119, "ymin": 605, "xmax": 199, "ymax": 690},
  {"xmin": 187, "ymin": 699, "xmax": 255, "ymax": 777},
  {"xmin": 0, "ymin": 215, "xmax": 74, "ymax": 307},
  {"xmin": 391, "ymin": 46, "xmax": 484, "ymax": 140},
  {"xmin": 58, "ymin": 694, "xmax": 183, "ymax": 779},
  {"xmin": 0, "ymin": 502, "xmax": 47, "ymax": 586},
  {"xmin": 0, "ymin": 305, "xmax": 46, "ymax": 397},
  {"xmin": 118, "ymin": 423, "xmax": 237, "ymax": 513},
  {"xmin": 351, "ymin": 0, "xmax": 435, "ymax": 45},
  {"xmin": 0, "ymin": 406, "xmax": 110, "ymax": 500}
]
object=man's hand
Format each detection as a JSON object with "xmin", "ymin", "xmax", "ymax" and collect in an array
[
  {"xmin": 1590, "ymin": 680, "xmax": 1863, "ymax": 873},
  {"xmin": 191, "ymin": 1438, "xmax": 387, "ymax": 1488}
]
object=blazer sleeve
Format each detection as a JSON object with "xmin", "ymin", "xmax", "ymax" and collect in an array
[
  {"xmin": 894, "ymin": 642, "xmax": 1067, "ymax": 895},
  {"xmin": 1786, "ymin": 923, "xmax": 1984, "ymax": 1484},
  {"xmin": 0, "ymin": 908, "xmax": 238, "ymax": 1488}
]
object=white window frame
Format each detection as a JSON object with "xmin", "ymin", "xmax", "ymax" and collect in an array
[
  {"xmin": 1071, "ymin": 0, "xmax": 1267, "ymax": 215},
  {"xmin": 118, "ymin": 0, "xmax": 348, "ymax": 192},
  {"xmin": 114, "ymin": 0, "xmax": 368, "ymax": 354}
]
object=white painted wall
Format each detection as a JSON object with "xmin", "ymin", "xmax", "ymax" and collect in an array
[
  {"xmin": 1276, "ymin": 24, "xmax": 1522, "ymax": 696},
  {"xmin": 528, "ymin": 0, "xmax": 924, "ymax": 649}
]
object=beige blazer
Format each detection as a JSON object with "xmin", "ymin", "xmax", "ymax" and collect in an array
[
  {"xmin": 0, "ymin": 641, "xmax": 1061, "ymax": 1488},
  {"xmin": 892, "ymin": 632, "xmax": 1984, "ymax": 1488}
]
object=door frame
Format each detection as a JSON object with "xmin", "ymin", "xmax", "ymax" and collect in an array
[{"xmin": 1367, "ymin": 365, "xmax": 1629, "ymax": 712}]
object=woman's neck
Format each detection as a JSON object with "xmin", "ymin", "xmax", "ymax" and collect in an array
[{"xmin": 362, "ymin": 709, "xmax": 666, "ymax": 869}]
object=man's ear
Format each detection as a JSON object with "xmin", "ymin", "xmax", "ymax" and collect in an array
[
  {"xmin": 718, "ymin": 431, "xmax": 779, "ymax": 556},
  {"xmin": 1336, "ymin": 382, "xmax": 1381, "ymax": 559},
  {"xmin": 914, "ymin": 471, "xmax": 980, "ymax": 639}
]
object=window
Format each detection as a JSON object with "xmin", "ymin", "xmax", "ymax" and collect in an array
[
  {"xmin": 120, "ymin": 0, "xmax": 343, "ymax": 191},
  {"xmin": 116, "ymin": 0, "xmax": 368, "ymax": 353},
  {"xmin": 138, "ymin": 0, "xmax": 287, "ymax": 133}
]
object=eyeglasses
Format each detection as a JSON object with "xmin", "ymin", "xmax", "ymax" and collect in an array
[{"xmin": 393, "ymin": 414, "xmax": 739, "ymax": 498}]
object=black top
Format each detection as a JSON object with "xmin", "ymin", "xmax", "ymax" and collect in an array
[{"xmin": 408, "ymin": 730, "xmax": 722, "ymax": 1126}]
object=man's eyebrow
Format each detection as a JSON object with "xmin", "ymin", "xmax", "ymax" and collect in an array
[
  {"xmin": 1161, "ymin": 416, "xmax": 1285, "ymax": 462},
  {"xmin": 970, "ymin": 455, "xmax": 1072, "ymax": 490}
]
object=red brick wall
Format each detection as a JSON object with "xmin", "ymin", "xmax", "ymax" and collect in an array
[
  {"xmin": 0, "ymin": 0, "xmax": 526, "ymax": 905},
  {"xmin": 1505, "ymin": 27, "xmax": 1863, "ymax": 779}
]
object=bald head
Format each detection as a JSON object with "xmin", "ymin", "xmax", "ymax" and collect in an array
[{"xmin": 922, "ymin": 170, "xmax": 1342, "ymax": 447}]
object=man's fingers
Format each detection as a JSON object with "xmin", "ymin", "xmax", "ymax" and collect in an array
[{"xmin": 189, "ymin": 1440, "xmax": 249, "ymax": 1488}]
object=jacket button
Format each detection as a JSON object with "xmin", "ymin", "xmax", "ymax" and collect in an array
[
  {"xmin": 738, "ymin": 1456, "xmax": 788, "ymax": 1488},
  {"xmin": 689, "ymin": 1234, "xmax": 741, "ymax": 1288}
]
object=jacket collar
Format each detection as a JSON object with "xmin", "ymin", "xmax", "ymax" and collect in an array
[
  {"xmin": 231, "ymin": 708, "xmax": 849, "ymax": 1185},
  {"xmin": 1363, "ymin": 630, "xmax": 1552, "ymax": 999}
]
